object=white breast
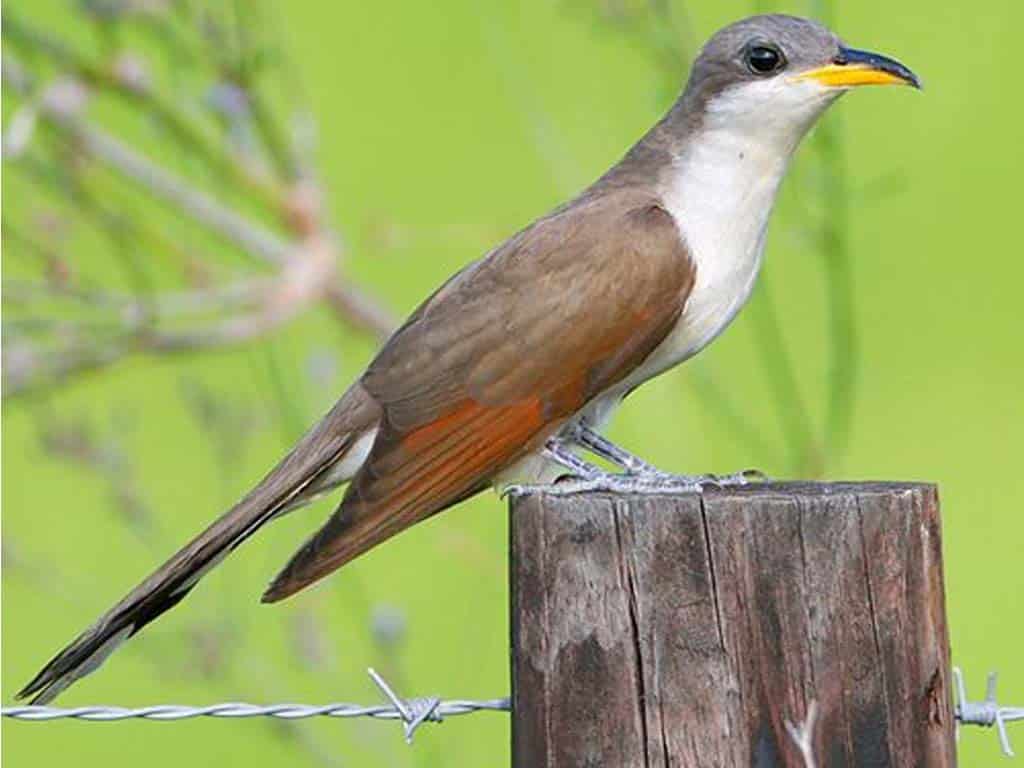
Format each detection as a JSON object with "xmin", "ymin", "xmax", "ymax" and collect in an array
[
  {"xmin": 577, "ymin": 134, "xmax": 789, "ymax": 434},
  {"xmin": 629, "ymin": 79, "xmax": 837, "ymax": 390},
  {"xmin": 648, "ymin": 135, "xmax": 784, "ymax": 372},
  {"xmin": 624, "ymin": 96, "xmax": 820, "ymax": 394}
]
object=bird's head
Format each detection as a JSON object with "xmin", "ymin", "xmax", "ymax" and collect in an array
[{"xmin": 679, "ymin": 15, "xmax": 920, "ymax": 151}]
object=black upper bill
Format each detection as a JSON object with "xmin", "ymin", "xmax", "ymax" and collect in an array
[{"xmin": 835, "ymin": 46, "xmax": 923, "ymax": 89}]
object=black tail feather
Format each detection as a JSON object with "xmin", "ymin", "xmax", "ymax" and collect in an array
[{"xmin": 17, "ymin": 583, "xmax": 195, "ymax": 704}]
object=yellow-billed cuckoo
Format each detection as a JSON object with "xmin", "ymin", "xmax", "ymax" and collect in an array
[{"xmin": 18, "ymin": 14, "xmax": 919, "ymax": 704}]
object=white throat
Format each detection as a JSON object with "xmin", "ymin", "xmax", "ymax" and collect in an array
[
  {"xmin": 646, "ymin": 79, "xmax": 837, "ymax": 377},
  {"xmin": 661, "ymin": 123, "xmax": 790, "ymax": 350}
]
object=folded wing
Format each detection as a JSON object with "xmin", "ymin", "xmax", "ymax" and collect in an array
[{"xmin": 263, "ymin": 193, "xmax": 695, "ymax": 601}]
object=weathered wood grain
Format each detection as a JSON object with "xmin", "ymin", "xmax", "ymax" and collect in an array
[{"xmin": 509, "ymin": 482, "xmax": 954, "ymax": 768}]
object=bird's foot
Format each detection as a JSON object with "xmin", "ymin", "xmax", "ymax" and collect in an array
[
  {"xmin": 629, "ymin": 467, "xmax": 769, "ymax": 488},
  {"xmin": 566, "ymin": 423, "xmax": 769, "ymax": 487},
  {"xmin": 502, "ymin": 468, "xmax": 767, "ymax": 498},
  {"xmin": 503, "ymin": 472, "xmax": 702, "ymax": 498},
  {"xmin": 501, "ymin": 433, "xmax": 771, "ymax": 498}
]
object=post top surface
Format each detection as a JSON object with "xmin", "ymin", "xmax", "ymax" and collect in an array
[{"xmin": 511, "ymin": 480, "xmax": 937, "ymax": 503}]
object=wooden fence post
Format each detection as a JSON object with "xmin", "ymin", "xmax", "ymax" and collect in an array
[{"xmin": 509, "ymin": 482, "xmax": 955, "ymax": 767}]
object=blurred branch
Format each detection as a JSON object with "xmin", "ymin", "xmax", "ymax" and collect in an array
[
  {"xmin": 37, "ymin": 414, "xmax": 160, "ymax": 546},
  {"xmin": 747, "ymin": 277, "xmax": 821, "ymax": 474},
  {"xmin": 2, "ymin": 6, "xmax": 397, "ymax": 400},
  {"xmin": 226, "ymin": 0, "xmax": 301, "ymax": 181},
  {"xmin": 565, "ymin": 0, "xmax": 693, "ymax": 100},
  {"xmin": 688, "ymin": 363, "xmax": 776, "ymax": 460},
  {"xmin": 2, "ymin": 184, "xmax": 341, "ymax": 397},
  {"xmin": 3, "ymin": 289, "xmax": 314, "ymax": 398},
  {"xmin": 815, "ymin": 121, "xmax": 856, "ymax": 466},
  {"xmin": 324, "ymin": 281, "xmax": 400, "ymax": 341},
  {"xmin": 2, "ymin": 9, "xmax": 286, "ymax": 213},
  {"xmin": 8, "ymin": 148, "xmax": 208, "ymax": 290},
  {"xmin": 3, "ymin": 274, "xmax": 274, "ymax": 317},
  {"xmin": 3, "ymin": 72, "xmax": 291, "ymax": 264}
]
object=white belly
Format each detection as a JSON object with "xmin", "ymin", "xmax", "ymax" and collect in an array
[{"xmin": 621, "ymin": 226, "xmax": 768, "ymax": 388}]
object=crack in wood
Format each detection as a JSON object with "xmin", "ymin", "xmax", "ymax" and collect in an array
[
  {"xmin": 612, "ymin": 502, "xmax": 653, "ymax": 767},
  {"xmin": 698, "ymin": 493, "xmax": 726, "ymax": 652}
]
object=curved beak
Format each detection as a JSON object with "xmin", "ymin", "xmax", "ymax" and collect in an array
[{"xmin": 796, "ymin": 46, "xmax": 922, "ymax": 89}]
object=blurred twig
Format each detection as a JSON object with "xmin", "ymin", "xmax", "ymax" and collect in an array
[
  {"xmin": 36, "ymin": 412, "xmax": 160, "ymax": 545},
  {"xmin": 688, "ymin": 363, "xmax": 777, "ymax": 459},
  {"xmin": 564, "ymin": 0, "xmax": 693, "ymax": 101},
  {"xmin": 2, "ymin": 6, "xmax": 396, "ymax": 400},
  {"xmin": 809, "ymin": 0, "xmax": 857, "ymax": 467},
  {"xmin": 746, "ymin": 276, "xmax": 820, "ymax": 473},
  {"xmin": 3, "ymin": 9, "xmax": 285, "ymax": 212}
]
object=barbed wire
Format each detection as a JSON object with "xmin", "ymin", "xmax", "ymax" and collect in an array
[
  {"xmin": 4, "ymin": 666, "xmax": 1021, "ymax": 756},
  {"xmin": 954, "ymin": 668, "xmax": 1024, "ymax": 758},
  {"xmin": 1, "ymin": 668, "xmax": 510, "ymax": 744}
]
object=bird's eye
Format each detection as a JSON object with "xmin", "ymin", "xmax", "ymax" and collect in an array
[{"xmin": 746, "ymin": 45, "xmax": 785, "ymax": 75}]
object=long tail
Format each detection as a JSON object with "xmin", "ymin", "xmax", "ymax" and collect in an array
[{"xmin": 17, "ymin": 388, "xmax": 380, "ymax": 704}]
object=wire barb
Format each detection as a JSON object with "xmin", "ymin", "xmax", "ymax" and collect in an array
[
  {"xmin": 954, "ymin": 668, "xmax": 1024, "ymax": 758},
  {"xmin": 367, "ymin": 667, "xmax": 442, "ymax": 744},
  {"xmin": 784, "ymin": 700, "xmax": 820, "ymax": 768},
  {"xmin": 1, "ymin": 669, "xmax": 511, "ymax": 743}
]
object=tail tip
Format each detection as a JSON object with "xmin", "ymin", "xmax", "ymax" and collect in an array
[
  {"xmin": 16, "ymin": 664, "xmax": 55, "ymax": 703},
  {"xmin": 14, "ymin": 674, "xmax": 64, "ymax": 706},
  {"xmin": 260, "ymin": 579, "xmax": 294, "ymax": 604}
]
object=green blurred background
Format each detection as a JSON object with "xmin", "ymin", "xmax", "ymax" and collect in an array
[{"xmin": 2, "ymin": 0, "xmax": 1021, "ymax": 765}]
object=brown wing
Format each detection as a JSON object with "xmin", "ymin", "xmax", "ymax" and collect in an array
[{"xmin": 262, "ymin": 192, "xmax": 695, "ymax": 601}]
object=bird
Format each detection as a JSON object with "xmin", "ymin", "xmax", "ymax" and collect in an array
[{"xmin": 17, "ymin": 14, "xmax": 919, "ymax": 704}]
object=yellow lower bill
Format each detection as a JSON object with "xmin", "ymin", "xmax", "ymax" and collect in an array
[{"xmin": 795, "ymin": 64, "xmax": 911, "ymax": 88}]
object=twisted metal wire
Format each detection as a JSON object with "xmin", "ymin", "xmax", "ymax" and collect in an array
[
  {"xmin": 5, "ymin": 665, "xmax": 1020, "ymax": 756},
  {"xmin": 954, "ymin": 668, "xmax": 1024, "ymax": 758},
  {"xmin": 1, "ymin": 668, "xmax": 510, "ymax": 744}
]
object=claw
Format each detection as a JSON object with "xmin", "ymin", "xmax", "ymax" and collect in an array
[
  {"xmin": 702, "ymin": 468, "xmax": 771, "ymax": 487},
  {"xmin": 501, "ymin": 484, "xmax": 538, "ymax": 499}
]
